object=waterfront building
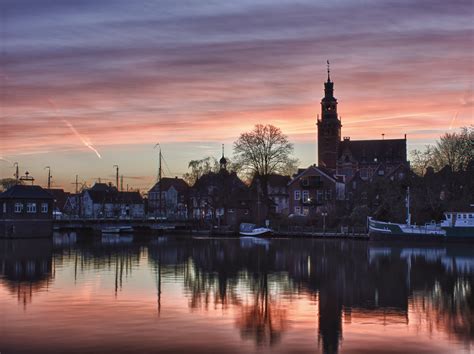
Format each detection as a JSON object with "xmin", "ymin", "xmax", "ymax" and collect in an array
[
  {"xmin": 81, "ymin": 183, "xmax": 144, "ymax": 218},
  {"xmin": 317, "ymin": 64, "xmax": 409, "ymax": 180},
  {"xmin": 287, "ymin": 165, "xmax": 345, "ymax": 217},
  {"xmin": 250, "ymin": 174, "xmax": 290, "ymax": 215},
  {"xmin": 148, "ymin": 177, "xmax": 189, "ymax": 219},
  {"xmin": 45, "ymin": 188, "xmax": 70, "ymax": 213},
  {"xmin": 0, "ymin": 185, "xmax": 54, "ymax": 238}
]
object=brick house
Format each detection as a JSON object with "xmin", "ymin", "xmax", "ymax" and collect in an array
[{"xmin": 288, "ymin": 165, "xmax": 345, "ymax": 217}]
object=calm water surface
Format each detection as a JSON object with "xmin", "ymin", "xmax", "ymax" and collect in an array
[{"xmin": 0, "ymin": 233, "xmax": 473, "ymax": 354}]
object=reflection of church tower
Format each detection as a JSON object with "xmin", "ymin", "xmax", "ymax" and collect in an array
[
  {"xmin": 317, "ymin": 61, "xmax": 341, "ymax": 170},
  {"xmin": 219, "ymin": 144, "xmax": 228, "ymax": 171}
]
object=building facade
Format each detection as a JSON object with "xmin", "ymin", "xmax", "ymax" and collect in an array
[
  {"xmin": 288, "ymin": 165, "xmax": 345, "ymax": 217},
  {"xmin": 0, "ymin": 185, "xmax": 54, "ymax": 238},
  {"xmin": 148, "ymin": 177, "xmax": 189, "ymax": 219}
]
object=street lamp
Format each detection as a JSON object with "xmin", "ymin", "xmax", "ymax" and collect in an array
[{"xmin": 321, "ymin": 212, "xmax": 328, "ymax": 233}]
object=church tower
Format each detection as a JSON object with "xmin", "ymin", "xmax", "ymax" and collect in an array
[{"xmin": 317, "ymin": 61, "xmax": 341, "ymax": 171}]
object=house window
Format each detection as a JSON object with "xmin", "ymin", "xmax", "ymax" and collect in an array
[
  {"xmin": 26, "ymin": 203, "xmax": 37, "ymax": 213},
  {"xmin": 325, "ymin": 190, "xmax": 332, "ymax": 200},
  {"xmin": 294, "ymin": 190, "xmax": 301, "ymax": 201},
  {"xmin": 317, "ymin": 190, "xmax": 323, "ymax": 202},
  {"xmin": 378, "ymin": 170, "xmax": 384, "ymax": 176},
  {"xmin": 302, "ymin": 178, "xmax": 309, "ymax": 186},
  {"xmin": 302, "ymin": 190, "xmax": 309, "ymax": 202},
  {"xmin": 14, "ymin": 203, "xmax": 23, "ymax": 213},
  {"xmin": 2, "ymin": 202, "xmax": 6, "ymax": 213},
  {"xmin": 41, "ymin": 203, "xmax": 48, "ymax": 213},
  {"xmin": 295, "ymin": 206, "xmax": 301, "ymax": 215},
  {"xmin": 360, "ymin": 168, "xmax": 368, "ymax": 178},
  {"xmin": 302, "ymin": 207, "xmax": 309, "ymax": 216}
]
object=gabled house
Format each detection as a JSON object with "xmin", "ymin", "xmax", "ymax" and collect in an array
[
  {"xmin": 148, "ymin": 177, "xmax": 189, "ymax": 219},
  {"xmin": 288, "ymin": 165, "xmax": 345, "ymax": 217},
  {"xmin": 45, "ymin": 188, "xmax": 70, "ymax": 213}
]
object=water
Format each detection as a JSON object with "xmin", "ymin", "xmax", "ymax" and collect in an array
[{"xmin": 1, "ymin": 233, "xmax": 473, "ymax": 354}]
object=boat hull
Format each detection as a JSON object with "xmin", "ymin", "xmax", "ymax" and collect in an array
[{"xmin": 369, "ymin": 218, "xmax": 474, "ymax": 242}]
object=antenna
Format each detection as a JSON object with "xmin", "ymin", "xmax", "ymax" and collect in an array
[
  {"xmin": 71, "ymin": 175, "xmax": 79, "ymax": 194},
  {"xmin": 13, "ymin": 162, "xmax": 19, "ymax": 181},
  {"xmin": 113, "ymin": 165, "xmax": 119, "ymax": 189},
  {"xmin": 120, "ymin": 175, "xmax": 123, "ymax": 192},
  {"xmin": 45, "ymin": 166, "xmax": 52, "ymax": 189},
  {"xmin": 154, "ymin": 143, "xmax": 162, "ymax": 217},
  {"xmin": 327, "ymin": 60, "xmax": 330, "ymax": 82},
  {"xmin": 222, "ymin": 144, "xmax": 225, "ymax": 158}
]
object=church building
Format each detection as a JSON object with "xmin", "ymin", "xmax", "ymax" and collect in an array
[{"xmin": 317, "ymin": 63, "xmax": 408, "ymax": 180}]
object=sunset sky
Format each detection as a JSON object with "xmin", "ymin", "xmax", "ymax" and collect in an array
[{"xmin": 1, "ymin": 0, "xmax": 473, "ymax": 192}]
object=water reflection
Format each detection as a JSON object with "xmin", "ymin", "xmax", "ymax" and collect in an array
[{"xmin": 0, "ymin": 234, "xmax": 472, "ymax": 353}]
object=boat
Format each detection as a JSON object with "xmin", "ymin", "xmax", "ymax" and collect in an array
[
  {"xmin": 368, "ymin": 188, "xmax": 474, "ymax": 240},
  {"xmin": 239, "ymin": 223, "xmax": 273, "ymax": 237},
  {"xmin": 101, "ymin": 226, "xmax": 134, "ymax": 234}
]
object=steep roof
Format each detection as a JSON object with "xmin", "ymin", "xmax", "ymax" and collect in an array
[
  {"xmin": 149, "ymin": 177, "xmax": 189, "ymax": 194},
  {"xmin": 85, "ymin": 189, "xmax": 143, "ymax": 204},
  {"xmin": 0, "ymin": 185, "xmax": 54, "ymax": 200},
  {"xmin": 338, "ymin": 138, "xmax": 406, "ymax": 163}
]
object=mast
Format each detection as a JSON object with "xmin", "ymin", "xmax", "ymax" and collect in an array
[
  {"xmin": 45, "ymin": 166, "xmax": 51, "ymax": 189},
  {"xmin": 406, "ymin": 187, "xmax": 411, "ymax": 226},
  {"xmin": 113, "ymin": 165, "xmax": 119, "ymax": 189}
]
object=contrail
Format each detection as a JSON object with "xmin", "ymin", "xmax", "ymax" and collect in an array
[
  {"xmin": 48, "ymin": 99, "xmax": 102, "ymax": 159},
  {"xmin": 448, "ymin": 111, "xmax": 459, "ymax": 130},
  {"xmin": 0, "ymin": 156, "xmax": 13, "ymax": 164},
  {"xmin": 63, "ymin": 120, "xmax": 102, "ymax": 159}
]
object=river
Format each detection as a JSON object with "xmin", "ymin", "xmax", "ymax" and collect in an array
[{"xmin": 0, "ymin": 233, "xmax": 472, "ymax": 353}]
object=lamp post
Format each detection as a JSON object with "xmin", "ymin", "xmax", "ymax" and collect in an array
[{"xmin": 321, "ymin": 212, "xmax": 328, "ymax": 233}]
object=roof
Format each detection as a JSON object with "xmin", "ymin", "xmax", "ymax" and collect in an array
[
  {"xmin": 149, "ymin": 177, "xmax": 189, "ymax": 194},
  {"xmin": 338, "ymin": 138, "xmax": 406, "ymax": 163},
  {"xmin": 288, "ymin": 165, "xmax": 338, "ymax": 186},
  {"xmin": 267, "ymin": 174, "xmax": 291, "ymax": 187},
  {"xmin": 0, "ymin": 185, "xmax": 54, "ymax": 200},
  {"xmin": 46, "ymin": 188, "xmax": 70, "ymax": 210}
]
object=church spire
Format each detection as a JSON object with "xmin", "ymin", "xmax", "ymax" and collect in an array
[{"xmin": 219, "ymin": 144, "xmax": 227, "ymax": 171}]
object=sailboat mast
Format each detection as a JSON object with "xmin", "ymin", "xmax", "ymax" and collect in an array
[{"xmin": 406, "ymin": 187, "xmax": 411, "ymax": 226}]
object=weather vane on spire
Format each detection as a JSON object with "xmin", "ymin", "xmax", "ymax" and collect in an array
[{"xmin": 327, "ymin": 60, "xmax": 331, "ymax": 82}]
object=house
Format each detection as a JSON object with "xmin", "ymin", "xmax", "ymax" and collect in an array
[
  {"xmin": 0, "ymin": 185, "xmax": 54, "ymax": 238},
  {"xmin": 148, "ymin": 177, "xmax": 189, "ymax": 219},
  {"xmin": 288, "ymin": 165, "xmax": 345, "ymax": 217},
  {"xmin": 81, "ymin": 183, "xmax": 144, "ymax": 219},
  {"xmin": 64, "ymin": 183, "xmax": 144, "ymax": 219},
  {"xmin": 189, "ymin": 160, "xmax": 252, "ymax": 228},
  {"xmin": 250, "ymin": 174, "xmax": 290, "ymax": 215}
]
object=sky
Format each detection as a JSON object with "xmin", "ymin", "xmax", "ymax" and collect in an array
[{"xmin": 1, "ymin": 0, "xmax": 473, "ymax": 192}]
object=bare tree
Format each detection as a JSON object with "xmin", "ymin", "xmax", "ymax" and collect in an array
[
  {"xmin": 410, "ymin": 145, "xmax": 435, "ymax": 176},
  {"xmin": 233, "ymin": 124, "xmax": 297, "ymax": 203},
  {"xmin": 411, "ymin": 126, "xmax": 473, "ymax": 174},
  {"xmin": 233, "ymin": 124, "xmax": 297, "ymax": 177}
]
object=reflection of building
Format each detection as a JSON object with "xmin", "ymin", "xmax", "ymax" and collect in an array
[
  {"xmin": 0, "ymin": 239, "xmax": 53, "ymax": 306},
  {"xmin": 0, "ymin": 185, "xmax": 54, "ymax": 238}
]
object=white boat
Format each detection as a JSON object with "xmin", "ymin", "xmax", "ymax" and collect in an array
[
  {"xmin": 239, "ymin": 223, "xmax": 273, "ymax": 237},
  {"xmin": 101, "ymin": 226, "xmax": 134, "ymax": 234}
]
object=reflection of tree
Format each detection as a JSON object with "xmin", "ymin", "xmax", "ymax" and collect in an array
[{"xmin": 236, "ymin": 272, "xmax": 287, "ymax": 347}]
